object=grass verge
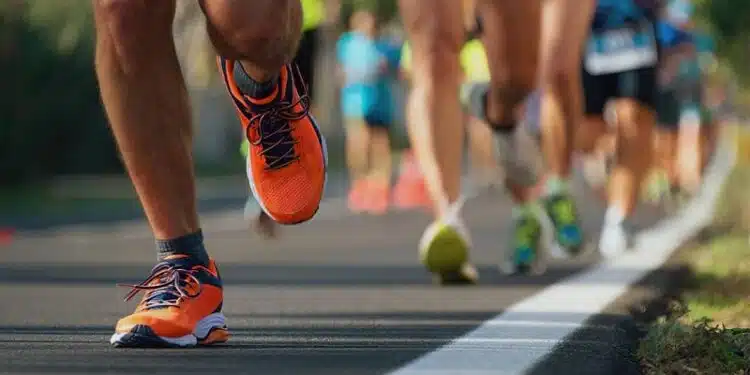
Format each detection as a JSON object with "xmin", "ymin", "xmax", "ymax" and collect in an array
[{"xmin": 638, "ymin": 164, "xmax": 750, "ymax": 374}]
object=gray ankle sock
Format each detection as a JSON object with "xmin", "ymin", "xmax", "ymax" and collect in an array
[
  {"xmin": 156, "ymin": 230, "xmax": 209, "ymax": 266},
  {"xmin": 233, "ymin": 61, "xmax": 279, "ymax": 99}
]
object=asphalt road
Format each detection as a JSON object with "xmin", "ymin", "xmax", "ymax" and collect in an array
[{"xmin": 0, "ymin": 185, "xmax": 666, "ymax": 375}]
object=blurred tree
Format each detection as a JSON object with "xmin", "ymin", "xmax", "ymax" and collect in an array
[
  {"xmin": 0, "ymin": 1, "xmax": 119, "ymax": 187},
  {"xmin": 694, "ymin": 0, "xmax": 750, "ymax": 110}
]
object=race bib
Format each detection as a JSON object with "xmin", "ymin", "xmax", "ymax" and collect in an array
[{"xmin": 585, "ymin": 22, "xmax": 657, "ymax": 75}]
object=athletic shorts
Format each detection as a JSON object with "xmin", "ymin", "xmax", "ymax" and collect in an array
[
  {"xmin": 344, "ymin": 115, "xmax": 391, "ymax": 130},
  {"xmin": 364, "ymin": 112, "xmax": 392, "ymax": 129},
  {"xmin": 293, "ymin": 28, "xmax": 320, "ymax": 100},
  {"xmin": 657, "ymin": 84, "xmax": 710, "ymax": 130},
  {"xmin": 582, "ymin": 66, "xmax": 657, "ymax": 116},
  {"xmin": 656, "ymin": 88, "xmax": 681, "ymax": 129}
]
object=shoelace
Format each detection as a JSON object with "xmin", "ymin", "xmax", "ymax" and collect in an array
[
  {"xmin": 118, "ymin": 262, "xmax": 202, "ymax": 309},
  {"xmin": 246, "ymin": 66, "xmax": 311, "ymax": 170}
]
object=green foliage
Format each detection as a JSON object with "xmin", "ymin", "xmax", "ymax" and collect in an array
[
  {"xmin": 694, "ymin": 0, "xmax": 750, "ymax": 106},
  {"xmin": 640, "ymin": 313, "xmax": 750, "ymax": 375},
  {"xmin": 0, "ymin": 1, "xmax": 121, "ymax": 186}
]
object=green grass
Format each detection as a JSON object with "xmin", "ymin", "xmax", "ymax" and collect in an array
[
  {"xmin": 639, "ymin": 313, "xmax": 750, "ymax": 375},
  {"xmin": 638, "ymin": 164, "xmax": 750, "ymax": 374}
]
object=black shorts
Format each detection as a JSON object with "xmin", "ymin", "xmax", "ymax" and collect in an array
[
  {"xmin": 364, "ymin": 113, "xmax": 392, "ymax": 129},
  {"xmin": 656, "ymin": 88, "xmax": 681, "ymax": 130},
  {"xmin": 293, "ymin": 28, "xmax": 320, "ymax": 100},
  {"xmin": 582, "ymin": 66, "xmax": 658, "ymax": 116}
]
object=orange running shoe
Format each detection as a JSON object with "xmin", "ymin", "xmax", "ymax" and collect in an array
[
  {"xmin": 110, "ymin": 256, "xmax": 228, "ymax": 348},
  {"xmin": 393, "ymin": 152, "xmax": 431, "ymax": 211},
  {"xmin": 364, "ymin": 181, "xmax": 389, "ymax": 215},
  {"xmin": 347, "ymin": 179, "xmax": 369, "ymax": 213},
  {"xmin": 220, "ymin": 59, "xmax": 327, "ymax": 225}
]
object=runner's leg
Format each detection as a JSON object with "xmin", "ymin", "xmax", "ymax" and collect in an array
[
  {"xmin": 345, "ymin": 119, "xmax": 371, "ymax": 213},
  {"xmin": 398, "ymin": 0, "xmax": 465, "ymax": 216},
  {"xmin": 536, "ymin": 0, "xmax": 595, "ymax": 256},
  {"xmin": 93, "ymin": 0, "xmax": 225, "ymax": 348},
  {"xmin": 602, "ymin": 69, "xmax": 658, "ymax": 257},
  {"xmin": 538, "ymin": 0, "xmax": 596, "ymax": 179},
  {"xmin": 652, "ymin": 88, "xmax": 681, "ymax": 203},
  {"xmin": 204, "ymin": 0, "xmax": 327, "ymax": 225},
  {"xmin": 399, "ymin": 0, "xmax": 477, "ymax": 284},
  {"xmin": 477, "ymin": 0, "xmax": 548, "ymax": 273},
  {"xmin": 93, "ymin": 0, "xmax": 200, "ymax": 241}
]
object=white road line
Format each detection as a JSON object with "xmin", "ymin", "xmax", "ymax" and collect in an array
[
  {"xmin": 231, "ymin": 337, "xmax": 604, "ymax": 345},
  {"xmin": 389, "ymin": 139, "xmax": 735, "ymax": 375}
]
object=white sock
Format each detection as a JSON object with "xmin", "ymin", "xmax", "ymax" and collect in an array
[
  {"xmin": 511, "ymin": 203, "xmax": 533, "ymax": 219},
  {"xmin": 544, "ymin": 176, "xmax": 570, "ymax": 197},
  {"xmin": 604, "ymin": 205, "xmax": 625, "ymax": 227}
]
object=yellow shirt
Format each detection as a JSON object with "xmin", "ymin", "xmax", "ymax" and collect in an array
[
  {"xmin": 460, "ymin": 39, "xmax": 490, "ymax": 82},
  {"xmin": 400, "ymin": 39, "xmax": 490, "ymax": 83},
  {"xmin": 301, "ymin": 0, "xmax": 325, "ymax": 32}
]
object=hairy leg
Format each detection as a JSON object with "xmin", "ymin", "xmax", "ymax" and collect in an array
[
  {"xmin": 92, "ymin": 0, "xmax": 199, "ymax": 240},
  {"xmin": 399, "ymin": 0, "xmax": 465, "ymax": 217}
]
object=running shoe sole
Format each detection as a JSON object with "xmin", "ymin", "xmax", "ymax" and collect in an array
[{"xmin": 110, "ymin": 313, "xmax": 229, "ymax": 348}]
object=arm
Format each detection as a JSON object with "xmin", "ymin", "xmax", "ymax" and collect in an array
[{"xmin": 323, "ymin": 0, "xmax": 341, "ymax": 26}]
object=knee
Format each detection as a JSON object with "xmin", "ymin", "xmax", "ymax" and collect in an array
[
  {"xmin": 485, "ymin": 78, "xmax": 535, "ymax": 123},
  {"xmin": 411, "ymin": 28, "xmax": 463, "ymax": 84},
  {"xmin": 575, "ymin": 117, "xmax": 605, "ymax": 153},
  {"xmin": 92, "ymin": 0, "xmax": 174, "ymax": 41},
  {"xmin": 540, "ymin": 59, "xmax": 578, "ymax": 93},
  {"xmin": 614, "ymin": 100, "xmax": 654, "ymax": 141},
  {"xmin": 200, "ymin": 0, "xmax": 302, "ymax": 65}
]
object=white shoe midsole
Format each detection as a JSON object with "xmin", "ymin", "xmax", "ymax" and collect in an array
[{"xmin": 109, "ymin": 312, "xmax": 227, "ymax": 346}]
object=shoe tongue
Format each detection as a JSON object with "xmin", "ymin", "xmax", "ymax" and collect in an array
[{"xmin": 259, "ymin": 116, "xmax": 295, "ymax": 168}]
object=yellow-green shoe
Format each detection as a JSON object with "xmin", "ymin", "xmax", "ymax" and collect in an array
[{"xmin": 419, "ymin": 220, "xmax": 478, "ymax": 285}]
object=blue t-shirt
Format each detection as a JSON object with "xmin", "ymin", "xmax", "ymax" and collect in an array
[
  {"xmin": 656, "ymin": 21, "xmax": 692, "ymax": 48},
  {"xmin": 656, "ymin": 22, "xmax": 708, "ymax": 85},
  {"xmin": 336, "ymin": 32, "xmax": 400, "ymax": 121},
  {"xmin": 592, "ymin": 0, "xmax": 657, "ymax": 31}
]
